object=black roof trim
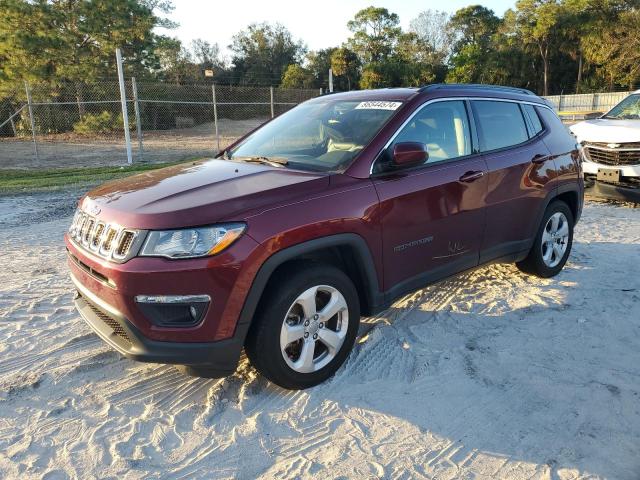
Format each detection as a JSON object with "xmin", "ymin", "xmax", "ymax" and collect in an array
[{"xmin": 419, "ymin": 83, "xmax": 537, "ymax": 97}]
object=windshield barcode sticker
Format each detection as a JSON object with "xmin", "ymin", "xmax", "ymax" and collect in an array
[{"xmin": 355, "ymin": 101, "xmax": 402, "ymax": 110}]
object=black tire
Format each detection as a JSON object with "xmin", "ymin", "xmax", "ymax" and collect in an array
[
  {"xmin": 517, "ymin": 200, "xmax": 574, "ymax": 278},
  {"xmin": 245, "ymin": 261, "xmax": 360, "ymax": 390}
]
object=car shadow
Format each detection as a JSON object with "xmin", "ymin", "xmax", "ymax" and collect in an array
[{"xmin": 209, "ymin": 240, "xmax": 640, "ymax": 479}]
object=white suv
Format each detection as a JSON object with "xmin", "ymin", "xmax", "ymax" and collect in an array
[{"xmin": 570, "ymin": 91, "xmax": 640, "ymax": 186}]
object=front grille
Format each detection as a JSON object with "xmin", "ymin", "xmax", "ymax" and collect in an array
[
  {"xmin": 91, "ymin": 223, "xmax": 105, "ymax": 249},
  {"xmin": 116, "ymin": 231, "xmax": 135, "ymax": 258},
  {"xmin": 584, "ymin": 142, "xmax": 640, "ymax": 166},
  {"xmin": 68, "ymin": 209, "xmax": 143, "ymax": 263},
  {"xmin": 81, "ymin": 294, "xmax": 132, "ymax": 345}
]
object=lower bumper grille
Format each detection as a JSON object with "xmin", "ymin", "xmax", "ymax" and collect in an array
[{"xmin": 81, "ymin": 294, "xmax": 132, "ymax": 345}]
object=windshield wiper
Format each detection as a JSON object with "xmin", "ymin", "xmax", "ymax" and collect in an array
[{"xmin": 233, "ymin": 156, "xmax": 289, "ymax": 168}]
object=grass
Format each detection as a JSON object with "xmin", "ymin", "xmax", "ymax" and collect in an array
[{"xmin": 0, "ymin": 161, "xmax": 193, "ymax": 194}]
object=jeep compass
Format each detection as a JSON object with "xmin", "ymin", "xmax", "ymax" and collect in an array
[{"xmin": 66, "ymin": 84, "xmax": 584, "ymax": 389}]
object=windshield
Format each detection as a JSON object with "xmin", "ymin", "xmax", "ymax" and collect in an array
[
  {"xmin": 226, "ymin": 99, "xmax": 402, "ymax": 172},
  {"xmin": 604, "ymin": 94, "xmax": 640, "ymax": 120}
]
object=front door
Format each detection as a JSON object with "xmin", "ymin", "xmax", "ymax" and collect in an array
[{"xmin": 372, "ymin": 100, "xmax": 488, "ymax": 298}]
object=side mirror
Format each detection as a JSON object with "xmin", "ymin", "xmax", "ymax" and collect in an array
[{"xmin": 392, "ymin": 142, "xmax": 428, "ymax": 168}]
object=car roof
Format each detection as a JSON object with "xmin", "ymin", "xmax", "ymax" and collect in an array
[
  {"xmin": 315, "ymin": 84, "xmax": 547, "ymax": 105},
  {"xmin": 314, "ymin": 88, "xmax": 419, "ymax": 102}
]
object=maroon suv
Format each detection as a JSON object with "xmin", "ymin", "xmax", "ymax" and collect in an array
[{"xmin": 66, "ymin": 84, "xmax": 583, "ymax": 389}]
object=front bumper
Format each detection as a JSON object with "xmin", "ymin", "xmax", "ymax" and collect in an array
[
  {"xmin": 72, "ymin": 273, "xmax": 243, "ymax": 374},
  {"xmin": 65, "ymin": 229, "xmax": 266, "ymax": 372},
  {"xmin": 584, "ymin": 178, "xmax": 640, "ymax": 203},
  {"xmin": 583, "ymin": 160, "xmax": 640, "ymax": 178}
]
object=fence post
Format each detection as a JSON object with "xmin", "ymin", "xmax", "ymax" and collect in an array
[
  {"xmin": 24, "ymin": 81, "xmax": 39, "ymax": 162},
  {"xmin": 212, "ymin": 84, "xmax": 220, "ymax": 153},
  {"xmin": 131, "ymin": 77, "xmax": 144, "ymax": 162},
  {"xmin": 9, "ymin": 115, "xmax": 17, "ymax": 137},
  {"xmin": 270, "ymin": 86, "xmax": 275, "ymax": 118},
  {"xmin": 329, "ymin": 68, "xmax": 334, "ymax": 93},
  {"xmin": 319, "ymin": 87, "xmax": 323, "ymax": 96},
  {"xmin": 116, "ymin": 48, "xmax": 133, "ymax": 165}
]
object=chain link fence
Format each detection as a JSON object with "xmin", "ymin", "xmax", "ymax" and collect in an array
[
  {"xmin": 2, "ymin": 80, "xmax": 635, "ymax": 169},
  {"xmin": 0, "ymin": 80, "xmax": 321, "ymax": 169}
]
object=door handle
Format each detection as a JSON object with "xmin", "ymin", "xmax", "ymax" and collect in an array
[
  {"xmin": 459, "ymin": 170, "xmax": 484, "ymax": 183},
  {"xmin": 531, "ymin": 154, "xmax": 548, "ymax": 164}
]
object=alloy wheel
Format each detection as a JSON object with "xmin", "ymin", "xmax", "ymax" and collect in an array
[
  {"xmin": 541, "ymin": 212, "xmax": 569, "ymax": 268},
  {"xmin": 279, "ymin": 285, "xmax": 349, "ymax": 373}
]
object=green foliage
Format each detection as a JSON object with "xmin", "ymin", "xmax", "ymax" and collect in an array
[
  {"xmin": 1, "ymin": 0, "xmax": 638, "ymax": 105},
  {"xmin": 443, "ymin": 0, "xmax": 640, "ymax": 94},
  {"xmin": 73, "ymin": 111, "xmax": 120, "ymax": 135},
  {"xmin": 347, "ymin": 7, "xmax": 402, "ymax": 64},
  {"xmin": 281, "ymin": 64, "xmax": 314, "ymax": 88},
  {"xmin": 330, "ymin": 47, "xmax": 361, "ymax": 90},
  {"xmin": 0, "ymin": 0, "xmax": 172, "ymax": 96},
  {"xmin": 229, "ymin": 23, "xmax": 306, "ymax": 86},
  {"xmin": 581, "ymin": 3, "xmax": 640, "ymax": 90}
]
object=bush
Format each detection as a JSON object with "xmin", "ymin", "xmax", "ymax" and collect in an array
[{"xmin": 73, "ymin": 111, "xmax": 119, "ymax": 134}]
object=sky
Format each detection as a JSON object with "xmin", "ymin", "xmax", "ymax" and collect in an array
[{"xmin": 158, "ymin": 0, "xmax": 516, "ymax": 57}]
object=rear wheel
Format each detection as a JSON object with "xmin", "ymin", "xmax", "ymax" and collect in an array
[
  {"xmin": 517, "ymin": 201, "xmax": 574, "ymax": 278},
  {"xmin": 245, "ymin": 262, "xmax": 360, "ymax": 389}
]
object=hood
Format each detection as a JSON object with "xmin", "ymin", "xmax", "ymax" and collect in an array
[
  {"xmin": 80, "ymin": 159, "xmax": 329, "ymax": 229},
  {"xmin": 569, "ymin": 118, "xmax": 640, "ymax": 143}
]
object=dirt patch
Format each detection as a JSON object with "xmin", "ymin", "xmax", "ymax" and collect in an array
[{"xmin": 0, "ymin": 118, "xmax": 267, "ymax": 169}]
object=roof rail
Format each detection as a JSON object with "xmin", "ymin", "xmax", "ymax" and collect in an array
[{"xmin": 419, "ymin": 83, "xmax": 537, "ymax": 96}]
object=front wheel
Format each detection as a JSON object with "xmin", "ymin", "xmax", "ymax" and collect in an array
[
  {"xmin": 245, "ymin": 262, "xmax": 360, "ymax": 390},
  {"xmin": 517, "ymin": 200, "xmax": 574, "ymax": 278}
]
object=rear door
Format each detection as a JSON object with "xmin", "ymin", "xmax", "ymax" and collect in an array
[
  {"xmin": 470, "ymin": 100, "xmax": 556, "ymax": 263},
  {"xmin": 372, "ymin": 100, "xmax": 488, "ymax": 297}
]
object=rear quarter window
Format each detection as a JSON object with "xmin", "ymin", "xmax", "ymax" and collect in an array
[
  {"xmin": 472, "ymin": 100, "xmax": 529, "ymax": 151},
  {"xmin": 522, "ymin": 104, "xmax": 544, "ymax": 136}
]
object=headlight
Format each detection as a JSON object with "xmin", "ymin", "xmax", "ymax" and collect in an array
[{"xmin": 139, "ymin": 223, "xmax": 246, "ymax": 259}]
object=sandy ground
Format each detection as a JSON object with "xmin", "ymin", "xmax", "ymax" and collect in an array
[
  {"xmin": 0, "ymin": 118, "xmax": 266, "ymax": 169},
  {"xmin": 0, "ymin": 193, "xmax": 639, "ymax": 480}
]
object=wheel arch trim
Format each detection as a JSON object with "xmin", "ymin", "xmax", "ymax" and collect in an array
[{"xmin": 234, "ymin": 233, "xmax": 383, "ymax": 344}]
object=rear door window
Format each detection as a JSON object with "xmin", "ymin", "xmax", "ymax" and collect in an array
[{"xmin": 472, "ymin": 100, "xmax": 529, "ymax": 151}]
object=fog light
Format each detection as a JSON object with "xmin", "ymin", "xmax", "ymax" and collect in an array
[{"xmin": 135, "ymin": 295, "xmax": 210, "ymax": 328}]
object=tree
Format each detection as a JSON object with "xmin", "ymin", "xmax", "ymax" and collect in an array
[
  {"xmin": 281, "ymin": 64, "xmax": 313, "ymax": 88},
  {"xmin": 346, "ymin": 7, "xmax": 401, "ymax": 64},
  {"xmin": 446, "ymin": 6, "xmax": 502, "ymax": 84},
  {"xmin": 229, "ymin": 23, "xmax": 306, "ymax": 85},
  {"xmin": 0, "ymin": 0, "xmax": 173, "ymax": 98},
  {"xmin": 582, "ymin": 7, "xmax": 640, "ymax": 90},
  {"xmin": 409, "ymin": 10, "xmax": 452, "ymax": 63},
  {"xmin": 359, "ymin": 65, "xmax": 385, "ymax": 89},
  {"xmin": 393, "ymin": 32, "xmax": 441, "ymax": 86},
  {"xmin": 306, "ymin": 48, "xmax": 335, "ymax": 90},
  {"xmin": 330, "ymin": 47, "xmax": 360, "ymax": 90},
  {"xmin": 155, "ymin": 37, "xmax": 200, "ymax": 83},
  {"xmin": 191, "ymin": 39, "xmax": 225, "ymax": 73},
  {"xmin": 509, "ymin": 0, "xmax": 564, "ymax": 96}
]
